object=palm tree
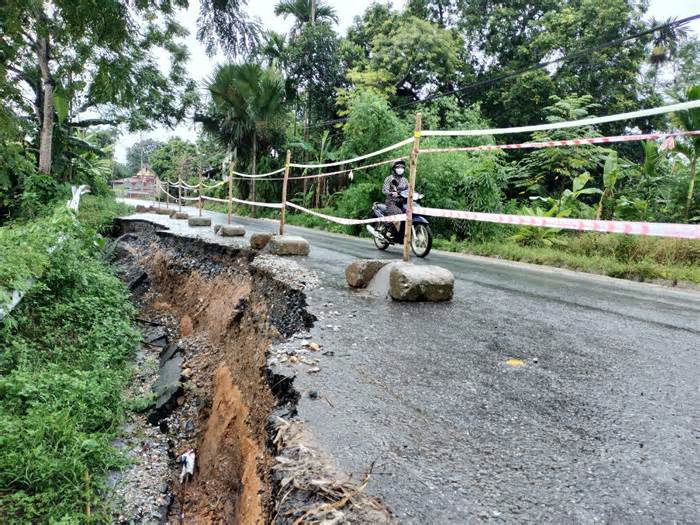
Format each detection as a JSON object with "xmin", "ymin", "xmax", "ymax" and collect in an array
[
  {"xmin": 207, "ymin": 63, "xmax": 286, "ymax": 216},
  {"xmin": 670, "ymin": 85, "xmax": 700, "ymax": 222},
  {"xmin": 197, "ymin": 0, "xmax": 262, "ymax": 57},
  {"xmin": 274, "ymin": 0, "xmax": 338, "ymax": 34}
]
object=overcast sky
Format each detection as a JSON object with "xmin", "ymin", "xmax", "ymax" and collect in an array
[{"xmin": 114, "ymin": 0, "xmax": 699, "ymax": 162}]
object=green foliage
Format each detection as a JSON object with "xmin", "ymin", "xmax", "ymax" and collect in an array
[
  {"xmin": 0, "ymin": 197, "xmax": 138, "ymax": 521},
  {"xmin": 435, "ymin": 234, "xmax": 700, "ymax": 283}
]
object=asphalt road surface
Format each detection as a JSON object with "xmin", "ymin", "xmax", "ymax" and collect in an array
[{"xmin": 122, "ymin": 201, "xmax": 700, "ymax": 523}]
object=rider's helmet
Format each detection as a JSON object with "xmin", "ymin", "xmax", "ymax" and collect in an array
[{"xmin": 392, "ymin": 159, "xmax": 406, "ymax": 175}]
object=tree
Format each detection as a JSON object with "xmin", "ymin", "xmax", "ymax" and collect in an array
[
  {"xmin": 149, "ymin": 138, "xmax": 198, "ymax": 181},
  {"xmin": 206, "ymin": 63, "xmax": 287, "ymax": 215},
  {"xmin": 126, "ymin": 139, "xmax": 163, "ymax": 177},
  {"xmin": 274, "ymin": 0, "xmax": 339, "ymax": 35},
  {"xmin": 197, "ymin": 0, "xmax": 261, "ymax": 57},
  {"xmin": 1, "ymin": 0, "xmax": 196, "ymax": 177}
]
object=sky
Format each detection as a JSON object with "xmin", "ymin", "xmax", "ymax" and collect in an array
[{"xmin": 113, "ymin": 0, "xmax": 699, "ymax": 163}]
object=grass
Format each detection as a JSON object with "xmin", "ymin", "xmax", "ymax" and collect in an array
[
  {"xmin": 0, "ymin": 195, "xmax": 139, "ymax": 522},
  {"xmin": 435, "ymin": 233, "xmax": 700, "ymax": 284}
]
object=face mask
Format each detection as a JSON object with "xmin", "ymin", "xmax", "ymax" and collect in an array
[{"xmin": 395, "ymin": 167, "xmax": 405, "ymax": 176}]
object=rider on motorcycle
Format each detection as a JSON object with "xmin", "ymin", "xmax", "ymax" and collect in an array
[{"xmin": 382, "ymin": 160, "xmax": 408, "ymax": 239}]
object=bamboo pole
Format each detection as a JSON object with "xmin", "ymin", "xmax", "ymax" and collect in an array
[
  {"xmin": 178, "ymin": 179, "xmax": 182, "ymax": 213},
  {"xmin": 198, "ymin": 171, "xmax": 202, "ymax": 217},
  {"xmin": 166, "ymin": 180, "xmax": 170, "ymax": 209},
  {"xmin": 279, "ymin": 149, "xmax": 292, "ymax": 236},
  {"xmin": 403, "ymin": 113, "xmax": 422, "ymax": 262},
  {"xmin": 227, "ymin": 161, "xmax": 234, "ymax": 225}
]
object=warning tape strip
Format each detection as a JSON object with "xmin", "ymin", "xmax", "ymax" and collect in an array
[
  {"xmin": 421, "ymin": 100, "xmax": 700, "ymax": 137},
  {"xmin": 286, "ymin": 202, "xmax": 406, "ymax": 225},
  {"xmin": 413, "ymin": 206, "xmax": 700, "ymax": 239},
  {"xmin": 420, "ymin": 130, "xmax": 700, "ymax": 153},
  {"xmin": 201, "ymin": 195, "xmax": 281, "ymax": 208},
  {"xmin": 289, "ymin": 138, "xmax": 413, "ymax": 169},
  {"xmin": 232, "ymin": 167, "xmax": 286, "ymax": 178}
]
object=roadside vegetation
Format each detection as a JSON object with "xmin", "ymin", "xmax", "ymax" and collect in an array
[{"xmin": 0, "ymin": 196, "xmax": 136, "ymax": 521}]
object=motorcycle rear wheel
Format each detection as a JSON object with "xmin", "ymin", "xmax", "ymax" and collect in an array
[{"xmin": 411, "ymin": 223, "xmax": 432, "ymax": 257}]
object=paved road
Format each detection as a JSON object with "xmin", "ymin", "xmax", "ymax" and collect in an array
[{"xmin": 122, "ymin": 201, "xmax": 700, "ymax": 523}]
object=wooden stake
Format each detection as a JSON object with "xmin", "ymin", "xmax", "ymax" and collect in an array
[
  {"xmin": 227, "ymin": 161, "xmax": 234, "ymax": 225},
  {"xmin": 403, "ymin": 113, "xmax": 422, "ymax": 262},
  {"xmin": 178, "ymin": 179, "xmax": 182, "ymax": 212},
  {"xmin": 279, "ymin": 149, "xmax": 292, "ymax": 236},
  {"xmin": 198, "ymin": 171, "xmax": 202, "ymax": 217},
  {"xmin": 166, "ymin": 180, "xmax": 170, "ymax": 209}
]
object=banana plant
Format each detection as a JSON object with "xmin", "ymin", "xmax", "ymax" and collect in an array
[
  {"xmin": 596, "ymin": 152, "xmax": 622, "ymax": 219},
  {"xmin": 669, "ymin": 85, "xmax": 699, "ymax": 222}
]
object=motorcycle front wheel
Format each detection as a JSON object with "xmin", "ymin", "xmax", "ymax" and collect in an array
[
  {"xmin": 411, "ymin": 223, "xmax": 432, "ymax": 257},
  {"xmin": 373, "ymin": 224, "xmax": 390, "ymax": 250}
]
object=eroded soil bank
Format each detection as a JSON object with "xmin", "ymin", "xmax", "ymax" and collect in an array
[{"xmin": 111, "ymin": 220, "xmax": 314, "ymax": 523}]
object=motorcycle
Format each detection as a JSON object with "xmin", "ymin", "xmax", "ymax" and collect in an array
[{"xmin": 366, "ymin": 189, "xmax": 433, "ymax": 258}]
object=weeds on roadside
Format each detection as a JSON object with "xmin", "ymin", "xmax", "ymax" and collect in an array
[{"xmin": 0, "ymin": 196, "xmax": 139, "ymax": 522}]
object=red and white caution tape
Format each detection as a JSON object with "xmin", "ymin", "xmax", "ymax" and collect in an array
[
  {"xmin": 420, "ymin": 130, "xmax": 700, "ymax": 154},
  {"xmin": 289, "ymin": 138, "xmax": 413, "ymax": 169},
  {"xmin": 201, "ymin": 196, "xmax": 229, "ymax": 204},
  {"xmin": 421, "ymin": 100, "xmax": 700, "ymax": 137},
  {"xmin": 286, "ymin": 202, "xmax": 406, "ymax": 225},
  {"xmin": 413, "ymin": 206, "xmax": 700, "ymax": 239},
  {"xmin": 180, "ymin": 195, "xmax": 200, "ymax": 202}
]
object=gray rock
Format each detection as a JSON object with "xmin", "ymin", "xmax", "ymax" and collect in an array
[
  {"xmin": 159, "ymin": 343, "xmax": 179, "ymax": 366},
  {"xmin": 345, "ymin": 259, "xmax": 390, "ymax": 288},
  {"xmin": 250, "ymin": 232, "xmax": 273, "ymax": 250},
  {"xmin": 187, "ymin": 216, "xmax": 211, "ymax": 227},
  {"xmin": 219, "ymin": 224, "xmax": 245, "ymax": 237},
  {"xmin": 388, "ymin": 262, "xmax": 454, "ymax": 302},
  {"xmin": 171, "ymin": 211, "xmax": 189, "ymax": 219},
  {"xmin": 154, "ymin": 208, "xmax": 171, "ymax": 215},
  {"xmin": 148, "ymin": 354, "xmax": 183, "ymax": 424},
  {"xmin": 135, "ymin": 204, "xmax": 150, "ymax": 213},
  {"xmin": 267, "ymin": 235, "xmax": 310, "ymax": 256}
]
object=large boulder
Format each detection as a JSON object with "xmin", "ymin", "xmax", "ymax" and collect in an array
[
  {"xmin": 346, "ymin": 259, "xmax": 390, "ymax": 288},
  {"xmin": 155, "ymin": 207, "xmax": 172, "ymax": 215},
  {"xmin": 250, "ymin": 232, "xmax": 273, "ymax": 250},
  {"xmin": 188, "ymin": 216, "xmax": 211, "ymax": 227},
  {"xmin": 135, "ymin": 204, "xmax": 150, "ymax": 213},
  {"xmin": 171, "ymin": 211, "xmax": 189, "ymax": 219},
  {"xmin": 389, "ymin": 263, "xmax": 454, "ymax": 302},
  {"xmin": 219, "ymin": 224, "xmax": 245, "ymax": 237},
  {"xmin": 267, "ymin": 235, "xmax": 310, "ymax": 256}
]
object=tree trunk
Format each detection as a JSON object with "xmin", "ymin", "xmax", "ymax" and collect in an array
[
  {"xmin": 302, "ymin": 90, "xmax": 310, "ymax": 200},
  {"xmin": 686, "ymin": 157, "xmax": 697, "ymax": 222},
  {"xmin": 251, "ymin": 132, "xmax": 257, "ymax": 218},
  {"xmin": 37, "ymin": 36, "xmax": 54, "ymax": 175}
]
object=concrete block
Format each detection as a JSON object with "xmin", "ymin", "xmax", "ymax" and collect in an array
[
  {"xmin": 188, "ymin": 217, "xmax": 211, "ymax": 227},
  {"xmin": 389, "ymin": 262, "xmax": 454, "ymax": 302},
  {"xmin": 250, "ymin": 232, "xmax": 273, "ymax": 250},
  {"xmin": 219, "ymin": 224, "xmax": 246, "ymax": 237},
  {"xmin": 267, "ymin": 235, "xmax": 310, "ymax": 256},
  {"xmin": 346, "ymin": 259, "xmax": 390, "ymax": 288},
  {"xmin": 171, "ymin": 211, "xmax": 189, "ymax": 219}
]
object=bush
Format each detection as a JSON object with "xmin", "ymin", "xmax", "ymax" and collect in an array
[{"xmin": 0, "ymin": 202, "xmax": 138, "ymax": 522}]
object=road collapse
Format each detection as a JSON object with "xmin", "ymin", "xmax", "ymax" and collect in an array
[{"xmin": 106, "ymin": 219, "xmax": 394, "ymax": 524}]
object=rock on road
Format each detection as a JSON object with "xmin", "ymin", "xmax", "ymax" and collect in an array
[{"xmin": 121, "ymin": 200, "xmax": 700, "ymax": 523}]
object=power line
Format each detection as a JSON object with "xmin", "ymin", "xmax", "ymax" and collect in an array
[{"xmin": 306, "ymin": 13, "xmax": 700, "ymax": 130}]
